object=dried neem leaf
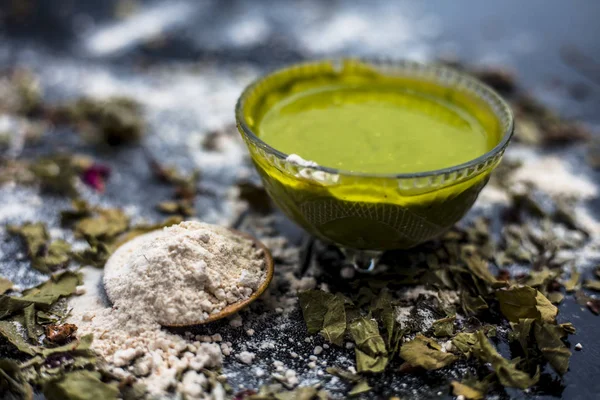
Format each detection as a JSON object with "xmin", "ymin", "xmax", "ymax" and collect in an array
[
  {"xmin": 0, "ymin": 278, "xmax": 13, "ymax": 295},
  {"xmin": 451, "ymin": 332, "xmax": 479, "ymax": 359},
  {"xmin": 7, "ymin": 223, "xmax": 71, "ymax": 273},
  {"xmin": 370, "ymin": 290, "xmax": 403, "ymax": 354},
  {"xmin": 149, "ymin": 160, "xmax": 199, "ymax": 200},
  {"xmin": 237, "ymin": 180, "xmax": 273, "ymax": 214},
  {"xmin": 349, "ymin": 317, "xmax": 388, "ymax": 373},
  {"xmin": 43, "ymin": 369, "xmax": 119, "ymax": 400},
  {"xmin": 563, "ymin": 268, "xmax": 581, "ymax": 292},
  {"xmin": 55, "ymin": 96, "xmax": 145, "ymax": 146},
  {"xmin": 546, "ymin": 292, "xmax": 564, "ymax": 305},
  {"xmin": 460, "ymin": 292, "xmax": 488, "ymax": 316},
  {"xmin": 75, "ymin": 208, "xmax": 129, "ymax": 240},
  {"xmin": 0, "ymin": 320, "xmax": 38, "ymax": 356},
  {"xmin": 72, "ymin": 237, "xmax": 113, "ymax": 268},
  {"xmin": 0, "ymin": 271, "xmax": 82, "ymax": 320},
  {"xmin": 156, "ymin": 200, "xmax": 195, "ymax": 217},
  {"xmin": 272, "ymin": 386, "xmax": 328, "ymax": 400},
  {"xmin": 320, "ymin": 294, "xmax": 347, "ymax": 346},
  {"xmin": 432, "ymin": 315, "xmax": 455, "ymax": 337},
  {"xmin": 474, "ymin": 331, "xmax": 539, "ymax": 390},
  {"xmin": 45, "ymin": 324, "xmax": 78, "ymax": 344},
  {"xmin": 23, "ymin": 304, "xmax": 41, "ymax": 341},
  {"xmin": 399, "ymin": 334, "xmax": 457, "ymax": 370},
  {"xmin": 354, "ymin": 348, "xmax": 388, "ymax": 374},
  {"xmin": 7, "ymin": 222, "xmax": 48, "ymax": 261},
  {"xmin": 298, "ymin": 290, "xmax": 335, "ymax": 334},
  {"xmin": 0, "ymin": 359, "xmax": 34, "ymax": 400},
  {"xmin": 496, "ymin": 286, "xmax": 557, "ymax": 323},
  {"xmin": 325, "ymin": 367, "xmax": 361, "ymax": 383},
  {"xmin": 450, "ymin": 381, "xmax": 483, "ymax": 400},
  {"xmin": 36, "ymin": 240, "xmax": 72, "ymax": 273},
  {"xmin": 583, "ymin": 280, "xmax": 600, "ymax": 291},
  {"xmin": 19, "ymin": 271, "xmax": 82, "ymax": 307},
  {"xmin": 534, "ymin": 321, "xmax": 571, "ymax": 375},
  {"xmin": 519, "ymin": 268, "xmax": 558, "ymax": 288},
  {"xmin": 348, "ymin": 379, "xmax": 371, "ymax": 396},
  {"xmin": 41, "ymin": 333, "xmax": 93, "ymax": 358},
  {"xmin": 60, "ymin": 199, "xmax": 93, "ymax": 226},
  {"xmin": 511, "ymin": 318, "xmax": 535, "ymax": 357},
  {"xmin": 28, "ymin": 155, "xmax": 91, "ymax": 198}
]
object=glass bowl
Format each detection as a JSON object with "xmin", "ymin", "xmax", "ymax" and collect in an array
[{"xmin": 235, "ymin": 59, "xmax": 513, "ymax": 271}]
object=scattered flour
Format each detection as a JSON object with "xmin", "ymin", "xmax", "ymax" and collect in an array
[
  {"xmin": 68, "ymin": 221, "xmax": 269, "ymax": 398},
  {"xmin": 285, "ymin": 154, "xmax": 318, "ymax": 168},
  {"xmin": 510, "ymin": 156, "xmax": 597, "ymax": 199}
]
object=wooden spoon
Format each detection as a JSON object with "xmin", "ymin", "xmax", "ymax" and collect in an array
[{"xmin": 103, "ymin": 227, "xmax": 274, "ymax": 328}]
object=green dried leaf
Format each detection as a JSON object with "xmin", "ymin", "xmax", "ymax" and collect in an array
[
  {"xmin": 348, "ymin": 317, "xmax": 387, "ymax": 358},
  {"xmin": 271, "ymin": 386, "xmax": 327, "ymax": 400},
  {"xmin": 452, "ymin": 332, "xmax": 479, "ymax": 359},
  {"xmin": 520, "ymin": 268, "xmax": 558, "ymax": 288},
  {"xmin": 72, "ymin": 238, "xmax": 113, "ymax": 268},
  {"xmin": 156, "ymin": 199, "xmax": 195, "ymax": 216},
  {"xmin": 28, "ymin": 155, "xmax": 83, "ymax": 197},
  {"xmin": 35, "ymin": 240, "xmax": 71, "ymax": 273},
  {"xmin": 43, "ymin": 370, "xmax": 119, "ymax": 400},
  {"xmin": 298, "ymin": 290, "xmax": 335, "ymax": 334},
  {"xmin": 0, "ymin": 278, "xmax": 13, "ymax": 295},
  {"xmin": 547, "ymin": 292, "xmax": 564, "ymax": 304},
  {"xmin": 20, "ymin": 271, "xmax": 82, "ymax": 306},
  {"xmin": 370, "ymin": 289, "xmax": 402, "ymax": 352},
  {"xmin": 460, "ymin": 292, "xmax": 488, "ymax": 316},
  {"xmin": 0, "ymin": 359, "xmax": 33, "ymax": 400},
  {"xmin": 534, "ymin": 322, "xmax": 571, "ymax": 375},
  {"xmin": 41, "ymin": 333, "xmax": 93, "ymax": 358},
  {"xmin": 432, "ymin": 315, "xmax": 455, "ymax": 337},
  {"xmin": 450, "ymin": 381, "xmax": 483, "ymax": 400},
  {"xmin": 348, "ymin": 380, "xmax": 371, "ymax": 396},
  {"xmin": 0, "ymin": 320, "xmax": 38, "ymax": 355},
  {"xmin": 23, "ymin": 304, "xmax": 41, "ymax": 341},
  {"xmin": 474, "ymin": 330, "xmax": 539, "ymax": 389},
  {"xmin": 559, "ymin": 322, "xmax": 576, "ymax": 335},
  {"xmin": 563, "ymin": 268, "xmax": 581, "ymax": 292},
  {"xmin": 325, "ymin": 367, "xmax": 361, "ymax": 383},
  {"xmin": 584, "ymin": 280, "xmax": 600, "ymax": 291},
  {"xmin": 463, "ymin": 252, "xmax": 497, "ymax": 284},
  {"xmin": 354, "ymin": 348, "xmax": 388, "ymax": 373},
  {"xmin": 58, "ymin": 96, "xmax": 145, "ymax": 146},
  {"xmin": 496, "ymin": 286, "xmax": 557, "ymax": 323},
  {"xmin": 237, "ymin": 180, "xmax": 273, "ymax": 214},
  {"xmin": 75, "ymin": 208, "xmax": 129, "ymax": 240},
  {"xmin": 60, "ymin": 199, "xmax": 93, "ymax": 226},
  {"xmin": 512, "ymin": 318, "xmax": 535, "ymax": 357},
  {"xmin": 399, "ymin": 334, "xmax": 457, "ymax": 370},
  {"xmin": 7, "ymin": 222, "xmax": 72, "ymax": 273},
  {"xmin": 320, "ymin": 294, "xmax": 347, "ymax": 346},
  {"xmin": 7, "ymin": 222, "xmax": 48, "ymax": 263}
]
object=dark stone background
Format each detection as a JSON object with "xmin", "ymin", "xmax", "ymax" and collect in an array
[{"xmin": 0, "ymin": 1, "xmax": 599, "ymax": 399}]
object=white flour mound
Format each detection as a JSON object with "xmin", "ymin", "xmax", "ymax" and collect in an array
[
  {"xmin": 68, "ymin": 221, "xmax": 267, "ymax": 398},
  {"xmin": 104, "ymin": 221, "xmax": 267, "ymax": 326}
]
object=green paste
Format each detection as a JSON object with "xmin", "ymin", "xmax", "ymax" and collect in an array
[
  {"xmin": 240, "ymin": 61, "xmax": 508, "ymax": 250},
  {"xmin": 258, "ymin": 84, "xmax": 493, "ymax": 174}
]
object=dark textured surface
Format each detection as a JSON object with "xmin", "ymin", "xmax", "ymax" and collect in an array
[{"xmin": 0, "ymin": 1, "xmax": 599, "ymax": 399}]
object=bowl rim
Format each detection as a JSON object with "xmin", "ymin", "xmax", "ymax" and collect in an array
[{"xmin": 235, "ymin": 58, "xmax": 514, "ymax": 180}]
